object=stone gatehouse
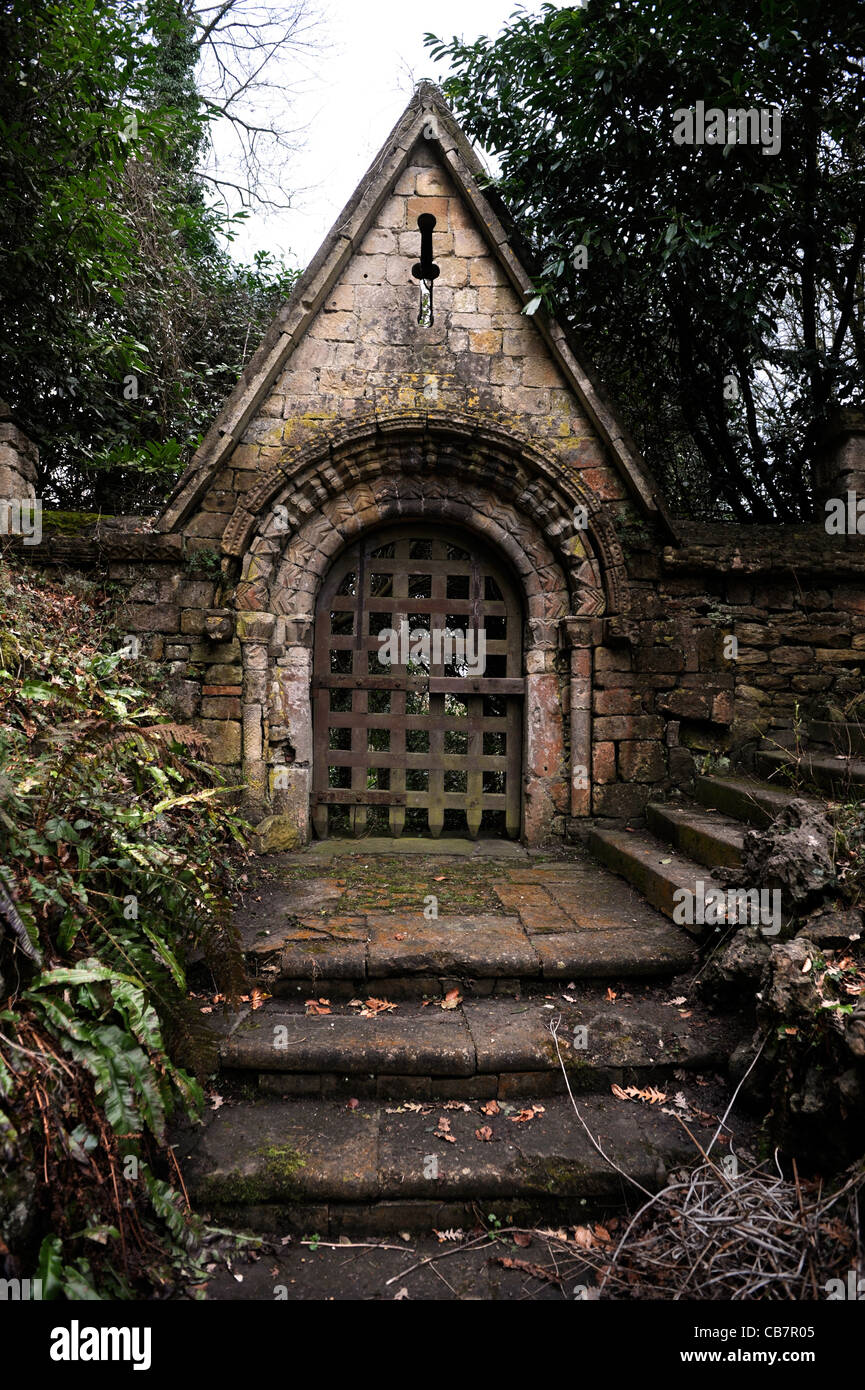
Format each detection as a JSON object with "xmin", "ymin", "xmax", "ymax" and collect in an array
[{"xmin": 8, "ymin": 83, "xmax": 865, "ymax": 848}]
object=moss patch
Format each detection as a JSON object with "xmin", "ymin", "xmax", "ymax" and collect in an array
[{"xmin": 275, "ymin": 856, "xmax": 505, "ymax": 914}]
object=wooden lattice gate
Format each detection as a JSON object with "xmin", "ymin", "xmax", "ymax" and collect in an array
[{"xmin": 311, "ymin": 525, "xmax": 524, "ymax": 839}]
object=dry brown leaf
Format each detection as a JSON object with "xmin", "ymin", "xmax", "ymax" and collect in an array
[
  {"xmin": 436, "ymin": 1117, "xmax": 456, "ymax": 1144},
  {"xmin": 611, "ymin": 1083, "xmax": 667, "ymax": 1104},
  {"xmin": 572, "ymin": 1226, "xmax": 594, "ymax": 1249},
  {"xmin": 605, "ymin": 987, "xmax": 617, "ymax": 1002},
  {"xmin": 305, "ymin": 999, "xmax": 331, "ymax": 1016},
  {"xmin": 494, "ymin": 1256, "xmax": 561, "ymax": 1285},
  {"xmin": 441, "ymin": 988, "xmax": 462, "ymax": 1010},
  {"xmin": 513, "ymin": 1232, "xmax": 532, "ymax": 1248},
  {"xmin": 481, "ymin": 1100, "xmax": 500, "ymax": 1117},
  {"xmin": 360, "ymin": 997, "xmax": 397, "ymax": 1017},
  {"xmin": 475, "ymin": 1125, "xmax": 493, "ymax": 1142}
]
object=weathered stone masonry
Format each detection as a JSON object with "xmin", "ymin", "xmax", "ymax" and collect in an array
[{"xmin": 7, "ymin": 86, "xmax": 865, "ymax": 846}]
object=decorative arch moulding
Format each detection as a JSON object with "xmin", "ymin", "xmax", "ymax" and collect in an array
[{"xmin": 215, "ymin": 414, "xmax": 631, "ymax": 619}]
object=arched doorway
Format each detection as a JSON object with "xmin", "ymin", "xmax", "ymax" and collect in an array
[{"xmin": 311, "ymin": 523, "xmax": 524, "ymax": 840}]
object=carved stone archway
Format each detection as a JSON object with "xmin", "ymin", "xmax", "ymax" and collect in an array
[{"xmin": 229, "ymin": 415, "xmax": 631, "ymax": 845}]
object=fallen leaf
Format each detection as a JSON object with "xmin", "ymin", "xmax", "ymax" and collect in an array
[
  {"xmin": 494, "ymin": 1256, "xmax": 561, "ymax": 1285},
  {"xmin": 509, "ymin": 1109, "xmax": 539, "ymax": 1124},
  {"xmin": 667, "ymin": 996, "xmax": 687, "ymax": 1006},
  {"xmin": 393, "ymin": 1287, "xmax": 410, "ymax": 1300},
  {"xmin": 605, "ymin": 987, "xmax": 617, "ymax": 1002},
  {"xmin": 572, "ymin": 1226, "xmax": 594, "ymax": 1249},
  {"xmin": 359, "ymin": 997, "xmax": 398, "ymax": 1017},
  {"xmin": 475, "ymin": 1125, "xmax": 493, "ymax": 1142},
  {"xmin": 441, "ymin": 988, "xmax": 462, "ymax": 1010},
  {"xmin": 250, "ymin": 988, "xmax": 269, "ymax": 1010},
  {"xmin": 436, "ymin": 1117, "xmax": 456, "ymax": 1143},
  {"xmin": 305, "ymin": 999, "xmax": 331, "ymax": 1016},
  {"xmin": 481, "ymin": 1100, "xmax": 500, "ymax": 1117},
  {"xmin": 513, "ymin": 1232, "xmax": 532, "ymax": 1248},
  {"xmin": 433, "ymin": 1228, "xmax": 464, "ymax": 1243},
  {"xmin": 611, "ymin": 1083, "xmax": 667, "ymax": 1104}
]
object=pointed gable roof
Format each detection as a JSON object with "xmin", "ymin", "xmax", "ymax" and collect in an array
[{"xmin": 159, "ymin": 81, "xmax": 672, "ymax": 534}]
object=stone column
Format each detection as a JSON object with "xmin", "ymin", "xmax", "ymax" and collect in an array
[
  {"xmin": 0, "ymin": 402, "xmax": 38, "ymax": 538},
  {"xmin": 523, "ymin": 618, "xmax": 566, "ymax": 844},
  {"xmin": 237, "ymin": 612, "xmax": 274, "ymax": 822},
  {"xmin": 561, "ymin": 617, "xmax": 603, "ymax": 817},
  {"xmin": 814, "ymin": 408, "xmax": 865, "ymax": 523}
]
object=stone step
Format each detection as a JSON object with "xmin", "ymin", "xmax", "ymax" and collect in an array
[
  {"xmin": 646, "ymin": 802, "xmax": 744, "ymax": 871},
  {"xmin": 587, "ymin": 828, "xmax": 726, "ymax": 934},
  {"xmin": 808, "ymin": 720, "xmax": 865, "ymax": 757},
  {"xmin": 216, "ymin": 993, "xmax": 732, "ymax": 1099},
  {"xmin": 755, "ymin": 747, "xmax": 865, "ymax": 797},
  {"xmin": 694, "ymin": 773, "xmax": 805, "ymax": 827},
  {"xmin": 243, "ymin": 908, "xmax": 696, "ymax": 995},
  {"xmin": 180, "ymin": 1093, "xmax": 720, "ymax": 1233}
]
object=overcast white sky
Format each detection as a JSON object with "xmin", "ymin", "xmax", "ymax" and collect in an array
[{"xmin": 218, "ymin": 0, "xmax": 572, "ymax": 267}]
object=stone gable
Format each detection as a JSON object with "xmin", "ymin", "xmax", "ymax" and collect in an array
[{"xmin": 184, "ymin": 140, "xmax": 629, "ymax": 543}]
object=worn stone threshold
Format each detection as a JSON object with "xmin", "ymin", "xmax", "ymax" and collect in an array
[{"xmin": 298, "ymin": 836, "xmax": 530, "ymax": 860}]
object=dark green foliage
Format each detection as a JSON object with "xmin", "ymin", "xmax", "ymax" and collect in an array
[
  {"xmin": 427, "ymin": 0, "xmax": 865, "ymax": 519},
  {"xmin": 0, "ymin": 559, "xmax": 249, "ymax": 1295},
  {"xmin": 0, "ymin": 0, "xmax": 300, "ymax": 512}
]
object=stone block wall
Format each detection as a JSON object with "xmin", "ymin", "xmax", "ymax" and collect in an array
[
  {"xmin": 0, "ymin": 402, "xmax": 38, "ymax": 515},
  {"xmin": 571, "ymin": 522, "xmax": 865, "ymax": 826}
]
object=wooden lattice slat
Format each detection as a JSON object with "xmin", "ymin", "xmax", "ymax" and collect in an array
[{"xmin": 311, "ymin": 525, "xmax": 524, "ymax": 840}]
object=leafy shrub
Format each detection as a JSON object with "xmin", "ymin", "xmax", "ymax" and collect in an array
[{"xmin": 0, "ymin": 558, "xmax": 248, "ymax": 1296}]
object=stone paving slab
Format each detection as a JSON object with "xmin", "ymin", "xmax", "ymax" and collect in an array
[
  {"xmin": 533, "ymin": 927, "xmax": 694, "ymax": 977},
  {"xmin": 366, "ymin": 913, "xmax": 540, "ymax": 977},
  {"xmin": 492, "ymin": 883, "xmax": 572, "ymax": 934},
  {"xmin": 235, "ymin": 880, "xmax": 336, "ymax": 953},
  {"xmin": 544, "ymin": 879, "xmax": 654, "ymax": 926}
]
